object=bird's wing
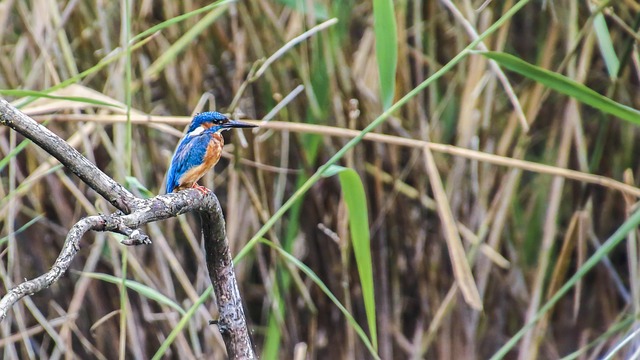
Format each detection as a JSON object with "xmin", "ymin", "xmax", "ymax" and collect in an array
[{"xmin": 165, "ymin": 133, "xmax": 210, "ymax": 193}]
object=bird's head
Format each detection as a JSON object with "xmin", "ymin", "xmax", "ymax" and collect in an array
[{"xmin": 187, "ymin": 111, "xmax": 256, "ymax": 136}]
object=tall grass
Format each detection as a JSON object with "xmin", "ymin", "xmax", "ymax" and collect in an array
[{"xmin": 1, "ymin": 1, "xmax": 640, "ymax": 359}]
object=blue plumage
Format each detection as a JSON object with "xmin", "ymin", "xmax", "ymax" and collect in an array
[
  {"xmin": 165, "ymin": 129, "xmax": 211, "ymax": 194},
  {"xmin": 187, "ymin": 111, "xmax": 229, "ymax": 133},
  {"xmin": 165, "ymin": 112, "xmax": 257, "ymax": 194}
]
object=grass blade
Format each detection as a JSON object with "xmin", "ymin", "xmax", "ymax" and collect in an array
[
  {"xmin": 276, "ymin": 0, "xmax": 329, "ymax": 20},
  {"xmin": 373, "ymin": 0, "xmax": 397, "ymax": 110},
  {"xmin": 261, "ymin": 239, "xmax": 380, "ymax": 360},
  {"xmin": 235, "ymin": 0, "xmax": 532, "ymax": 269},
  {"xmin": 423, "ymin": 147, "xmax": 482, "ymax": 310},
  {"xmin": 490, "ymin": 207, "xmax": 640, "ymax": 359},
  {"xmin": 124, "ymin": 176, "xmax": 153, "ymax": 199},
  {"xmin": 477, "ymin": 51, "xmax": 640, "ymax": 124},
  {"xmin": 78, "ymin": 272, "xmax": 186, "ymax": 315},
  {"xmin": 143, "ymin": 5, "xmax": 229, "ymax": 80},
  {"xmin": 0, "ymin": 89, "xmax": 121, "ymax": 108},
  {"xmin": 131, "ymin": 0, "xmax": 235, "ymax": 42},
  {"xmin": 152, "ymin": 287, "xmax": 213, "ymax": 360},
  {"xmin": 324, "ymin": 165, "xmax": 377, "ymax": 350},
  {"xmin": 591, "ymin": 6, "xmax": 619, "ymax": 79},
  {"xmin": 0, "ymin": 164, "xmax": 64, "ymax": 210},
  {"xmin": 0, "ymin": 139, "xmax": 30, "ymax": 173},
  {"xmin": 0, "ymin": 215, "xmax": 43, "ymax": 246}
]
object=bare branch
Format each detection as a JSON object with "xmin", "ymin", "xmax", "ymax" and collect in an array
[
  {"xmin": 0, "ymin": 216, "xmax": 96, "ymax": 320},
  {"xmin": 0, "ymin": 98, "xmax": 256, "ymax": 358},
  {"xmin": 1, "ymin": 191, "xmax": 211, "ymax": 319},
  {"xmin": 0, "ymin": 98, "xmax": 141, "ymax": 213},
  {"xmin": 201, "ymin": 206, "xmax": 256, "ymax": 358}
]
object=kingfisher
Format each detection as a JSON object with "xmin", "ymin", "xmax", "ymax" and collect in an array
[{"xmin": 165, "ymin": 111, "xmax": 256, "ymax": 194}]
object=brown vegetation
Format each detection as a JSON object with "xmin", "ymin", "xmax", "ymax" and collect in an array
[{"xmin": 1, "ymin": 1, "xmax": 640, "ymax": 359}]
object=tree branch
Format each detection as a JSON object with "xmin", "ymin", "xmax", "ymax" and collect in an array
[
  {"xmin": 201, "ymin": 207, "xmax": 255, "ymax": 358},
  {"xmin": 0, "ymin": 99, "xmax": 140, "ymax": 213},
  {"xmin": 0, "ymin": 98, "xmax": 256, "ymax": 358}
]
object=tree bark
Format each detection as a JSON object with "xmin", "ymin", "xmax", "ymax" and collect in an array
[{"xmin": 202, "ymin": 208, "xmax": 256, "ymax": 358}]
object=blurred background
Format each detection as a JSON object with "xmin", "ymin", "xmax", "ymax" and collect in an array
[{"xmin": 1, "ymin": 0, "xmax": 640, "ymax": 359}]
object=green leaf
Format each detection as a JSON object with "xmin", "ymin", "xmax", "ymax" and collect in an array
[
  {"xmin": 478, "ymin": 51, "xmax": 640, "ymax": 124},
  {"xmin": 373, "ymin": 0, "xmax": 397, "ymax": 110},
  {"xmin": 153, "ymin": 287, "xmax": 213, "ymax": 360},
  {"xmin": 78, "ymin": 272, "xmax": 186, "ymax": 315},
  {"xmin": 125, "ymin": 176, "xmax": 153, "ymax": 199},
  {"xmin": 592, "ymin": 9, "xmax": 619, "ymax": 79},
  {"xmin": 321, "ymin": 164, "xmax": 346, "ymax": 178},
  {"xmin": 261, "ymin": 239, "xmax": 380, "ymax": 360},
  {"xmin": 0, "ymin": 215, "xmax": 44, "ymax": 246},
  {"xmin": 323, "ymin": 164, "xmax": 377, "ymax": 351},
  {"xmin": 0, "ymin": 89, "xmax": 122, "ymax": 109},
  {"xmin": 0, "ymin": 139, "xmax": 30, "ymax": 173},
  {"xmin": 261, "ymin": 280, "xmax": 284, "ymax": 360},
  {"xmin": 276, "ymin": 0, "xmax": 329, "ymax": 20}
]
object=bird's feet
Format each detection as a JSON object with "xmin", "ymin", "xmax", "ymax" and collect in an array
[{"xmin": 192, "ymin": 183, "xmax": 211, "ymax": 194}]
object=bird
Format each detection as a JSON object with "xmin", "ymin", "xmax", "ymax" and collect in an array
[{"xmin": 165, "ymin": 111, "xmax": 256, "ymax": 194}]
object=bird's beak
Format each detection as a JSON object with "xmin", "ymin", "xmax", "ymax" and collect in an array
[{"xmin": 222, "ymin": 120, "xmax": 258, "ymax": 129}]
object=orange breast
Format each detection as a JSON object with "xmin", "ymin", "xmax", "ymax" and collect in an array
[{"xmin": 176, "ymin": 133, "xmax": 224, "ymax": 190}]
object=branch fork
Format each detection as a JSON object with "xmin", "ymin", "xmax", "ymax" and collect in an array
[{"xmin": 0, "ymin": 98, "xmax": 255, "ymax": 358}]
